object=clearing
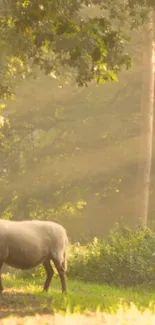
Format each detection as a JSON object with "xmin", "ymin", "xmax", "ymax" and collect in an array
[{"xmin": 1, "ymin": 274, "xmax": 155, "ymax": 324}]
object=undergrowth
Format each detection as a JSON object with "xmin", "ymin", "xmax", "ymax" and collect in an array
[
  {"xmin": 68, "ymin": 226, "xmax": 155, "ymax": 287},
  {"xmin": 11, "ymin": 225, "xmax": 155, "ymax": 287}
]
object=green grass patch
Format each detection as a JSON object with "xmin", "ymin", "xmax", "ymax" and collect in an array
[
  {"xmin": 2, "ymin": 274, "xmax": 155, "ymax": 314},
  {"xmin": 1, "ymin": 274, "xmax": 155, "ymax": 324},
  {"xmin": 2, "ymin": 226, "xmax": 155, "ymax": 324}
]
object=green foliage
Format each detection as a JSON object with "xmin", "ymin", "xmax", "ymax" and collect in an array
[
  {"xmin": 0, "ymin": 14, "xmax": 152, "ymax": 243},
  {"xmin": 17, "ymin": 225, "xmax": 155, "ymax": 288},
  {"xmin": 67, "ymin": 226, "xmax": 155, "ymax": 287},
  {"xmin": 0, "ymin": 0, "xmax": 153, "ymax": 100},
  {"xmin": 2, "ymin": 194, "xmax": 87, "ymax": 223}
]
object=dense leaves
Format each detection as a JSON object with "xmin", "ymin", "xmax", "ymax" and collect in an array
[
  {"xmin": 17, "ymin": 225, "xmax": 155, "ymax": 287},
  {"xmin": 67, "ymin": 226, "xmax": 155, "ymax": 286},
  {"xmin": 0, "ymin": 1, "xmax": 154, "ymax": 236},
  {"xmin": 0, "ymin": 0, "xmax": 154, "ymax": 98}
]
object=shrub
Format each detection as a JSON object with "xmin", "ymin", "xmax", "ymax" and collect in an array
[
  {"xmin": 68, "ymin": 226, "xmax": 155, "ymax": 287},
  {"xmin": 16, "ymin": 226, "xmax": 155, "ymax": 287}
]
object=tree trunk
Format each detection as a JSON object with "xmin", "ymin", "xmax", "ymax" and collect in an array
[{"xmin": 136, "ymin": 12, "xmax": 155, "ymax": 227}]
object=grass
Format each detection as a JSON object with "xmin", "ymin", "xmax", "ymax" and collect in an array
[{"xmin": 1, "ymin": 274, "xmax": 155, "ymax": 324}]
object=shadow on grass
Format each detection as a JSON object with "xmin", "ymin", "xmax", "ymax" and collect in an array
[
  {"xmin": 0, "ymin": 291, "xmax": 54, "ymax": 319},
  {"xmin": 1, "ymin": 276, "xmax": 155, "ymax": 320}
]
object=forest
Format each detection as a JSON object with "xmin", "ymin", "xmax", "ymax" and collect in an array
[{"xmin": 1, "ymin": 1, "xmax": 155, "ymax": 325}]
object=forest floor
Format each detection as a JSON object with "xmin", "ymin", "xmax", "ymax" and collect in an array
[{"xmin": 1, "ymin": 274, "xmax": 155, "ymax": 324}]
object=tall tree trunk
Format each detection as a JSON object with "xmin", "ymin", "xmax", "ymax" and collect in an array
[{"xmin": 136, "ymin": 12, "xmax": 155, "ymax": 227}]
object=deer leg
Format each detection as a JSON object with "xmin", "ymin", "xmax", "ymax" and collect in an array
[
  {"xmin": 52, "ymin": 258, "xmax": 67, "ymax": 293},
  {"xmin": 0, "ymin": 263, "xmax": 4, "ymax": 295},
  {"xmin": 43, "ymin": 260, "xmax": 54, "ymax": 292}
]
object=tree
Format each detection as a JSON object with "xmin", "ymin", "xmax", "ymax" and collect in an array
[
  {"xmin": 0, "ymin": 0, "xmax": 154, "ymax": 100},
  {"xmin": 136, "ymin": 11, "xmax": 155, "ymax": 227},
  {"xmin": 0, "ymin": 1, "xmax": 155, "ymax": 235}
]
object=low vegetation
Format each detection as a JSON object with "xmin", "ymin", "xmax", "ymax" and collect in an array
[
  {"xmin": 1, "ymin": 274, "xmax": 155, "ymax": 325},
  {"xmin": 16, "ymin": 225, "xmax": 155, "ymax": 288},
  {"xmin": 2, "ymin": 226, "xmax": 155, "ymax": 324},
  {"xmin": 67, "ymin": 225, "xmax": 155, "ymax": 287}
]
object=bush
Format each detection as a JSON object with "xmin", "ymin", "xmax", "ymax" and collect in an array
[
  {"xmin": 16, "ymin": 226, "xmax": 155, "ymax": 287},
  {"xmin": 67, "ymin": 226, "xmax": 155, "ymax": 287}
]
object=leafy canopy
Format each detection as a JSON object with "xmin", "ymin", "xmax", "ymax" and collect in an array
[{"xmin": 0, "ymin": 0, "xmax": 154, "ymax": 99}]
